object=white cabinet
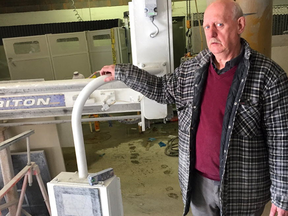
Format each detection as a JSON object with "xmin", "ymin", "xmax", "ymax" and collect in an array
[
  {"xmin": 3, "ymin": 35, "xmax": 54, "ymax": 80},
  {"xmin": 47, "ymin": 32, "xmax": 91, "ymax": 80},
  {"xmin": 3, "ymin": 28, "xmax": 129, "ymax": 80},
  {"xmin": 87, "ymin": 28, "xmax": 129, "ymax": 72}
]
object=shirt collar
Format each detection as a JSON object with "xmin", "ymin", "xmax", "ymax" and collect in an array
[{"xmin": 211, "ymin": 44, "xmax": 244, "ymax": 75}]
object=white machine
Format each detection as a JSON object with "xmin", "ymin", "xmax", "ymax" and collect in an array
[
  {"xmin": 47, "ymin": 75, "xmax": 124, "ymax": 216},
  {"xmin": 47, "ymin": 173, "xmax": 122, "ymax": 216},
  {"xmin": 129, "ymin": 0, "xmax": 174, "ymax": 125},
  {"xmin": 0, "ymin": 0, "xmax": 174, "ymax": 215}
]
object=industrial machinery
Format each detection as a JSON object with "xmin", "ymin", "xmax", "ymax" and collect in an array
[
  {"xmin": 0, "ymin": 74, "xmax": 141, "ymax": 216},
  {"xmin": 46, "ymin": 0, "xmax": 174, "ymax": 215},
  {"xmin": 47, "ymin": 76, "xmax": 124, "ymax": 216}
]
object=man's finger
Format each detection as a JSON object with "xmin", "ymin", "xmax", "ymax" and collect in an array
[{"xmin": 104, "ymin": 75, "xmax": 114, "ymax": 82}]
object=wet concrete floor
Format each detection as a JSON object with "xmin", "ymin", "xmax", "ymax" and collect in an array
[{"xmin": 62, "ymin": 119, "xmax": 184, "ymax": 216}]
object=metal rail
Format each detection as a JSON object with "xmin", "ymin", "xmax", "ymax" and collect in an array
[
  {"xmin": 0, "ymin": 115, "xmax": 141, "ymax": 127},
  {"xmin": 0, "ymin": 130, "xmax": 34, "ymax": 151}
]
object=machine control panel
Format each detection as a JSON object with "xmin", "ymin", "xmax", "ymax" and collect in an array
[{"xmin": 145, "ymin": 0, "xmax": 157, "ymax": 17}]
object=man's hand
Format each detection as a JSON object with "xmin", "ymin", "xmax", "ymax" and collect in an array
[
  {"xmin": 270, "ymin": 203, "xmax": 288, "ymax": 216},
  {"xmin": 99, "ymin": 65, "xmax": 116, "ymax": 82}
]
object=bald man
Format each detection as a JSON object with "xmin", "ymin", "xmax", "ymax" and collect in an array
[{"xmin": 100, "ymin": 0, "xmax": 288, "ymax": 215}]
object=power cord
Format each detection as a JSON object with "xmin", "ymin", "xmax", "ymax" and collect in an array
[
  {"xmin": 165, "ymin": 137, "xmax": 179, "ymax": 157},
  {"xmin": 71, "ymin": 0, "xmax": 83, "ymax": 21}
]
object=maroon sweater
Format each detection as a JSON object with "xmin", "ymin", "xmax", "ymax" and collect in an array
[{"xmin": 195, "ymin": 63, "xmax": 237, "ymax": 181}]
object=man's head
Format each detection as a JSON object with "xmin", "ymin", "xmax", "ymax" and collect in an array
[{"xmin": 203, "ymin": 0, "xmax": 245, "ymax": 59}]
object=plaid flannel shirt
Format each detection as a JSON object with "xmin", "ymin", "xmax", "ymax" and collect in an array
[{"xmin": 115, "ymin": 39, "xmax": 288, "ymax": 215}]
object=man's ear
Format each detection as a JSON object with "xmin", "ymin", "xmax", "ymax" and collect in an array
[{"xmin": 238, "ymin": 16, "xmax": 246, "ymax": 34}]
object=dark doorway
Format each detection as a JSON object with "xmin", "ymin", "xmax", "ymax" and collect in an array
[{"xmin": 172, "ymin": 16, "xmax": 186, "ymax": 69}]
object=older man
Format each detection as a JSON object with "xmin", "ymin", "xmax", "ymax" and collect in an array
[{"xmin": 100, "ymin": 0, "xmax": 288, "ymax": 215}]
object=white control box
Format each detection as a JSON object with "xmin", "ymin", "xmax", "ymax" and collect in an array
[{"xmin": 47, "ymin": 172, "xmax": 123, "ymax": 216}]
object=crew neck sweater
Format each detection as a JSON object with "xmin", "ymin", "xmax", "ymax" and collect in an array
[{"xmin": 195, "ymin": 63, "xmax": 237, "ymax": 181}]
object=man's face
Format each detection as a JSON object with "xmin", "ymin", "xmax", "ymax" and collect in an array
[{"xmin": 203, "ymin": 2, "xmax": 244, "ymax": 57}]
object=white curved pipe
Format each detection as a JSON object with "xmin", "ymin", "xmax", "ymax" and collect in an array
[{"xmin": 71, "ymin": 75, "xmax": 111, "ymax": 179}]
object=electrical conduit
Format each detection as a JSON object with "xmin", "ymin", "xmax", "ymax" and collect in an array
[{"xmin": 71, "ymin": 75, "xmax": 111, "ymax": 179}]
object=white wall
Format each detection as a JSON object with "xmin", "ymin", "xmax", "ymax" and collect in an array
[
  {"xmin": 272, "ymin": 35, "xmax": 288, "ymax": 74},
  {"xmin": 274, "ymin": 0, "xmax": 288, "ymax": 5},
  {"xmin": 0, "ymin": 6, "xmax": 127, "ymax": 27},
  {"xmin": 0, "ymin": 2, "xmax": 207, "ymax": 27}
]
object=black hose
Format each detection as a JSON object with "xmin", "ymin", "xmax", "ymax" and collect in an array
[{"xmin": 165, "ymin": 137, "xmax": 179, "ymax": 157}]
